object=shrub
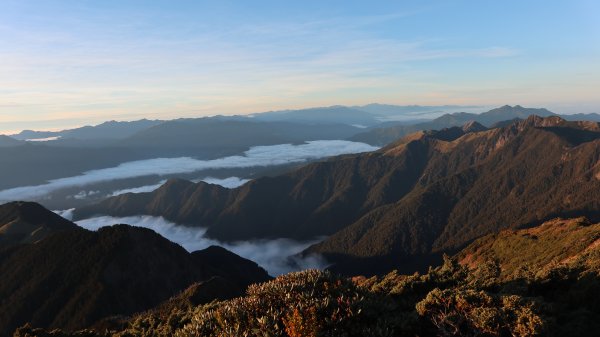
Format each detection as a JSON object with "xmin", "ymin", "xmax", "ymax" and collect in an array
[
  {"xmin": 176, "ymin": 270, "xmax": 407, "ymax": 337},
  {"xmin": 416, "ymin": 288, "xmax": 544, "ymax": 336}
]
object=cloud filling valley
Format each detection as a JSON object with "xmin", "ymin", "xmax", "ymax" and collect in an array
[
  {"xmin": 74, "ymin": 214, "xmax": 328, "ymax": 276},
  {"xmin": 0, "ymin": 140, "xmax": 377, "ymax": 203}
]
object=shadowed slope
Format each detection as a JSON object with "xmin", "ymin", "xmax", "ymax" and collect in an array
[
  {"xmin": 0, "ymin": 204, "xmax": 270, "ymax": 336},
  {"xmin": 0, "ymin": 201, "xmax": 77, "ymax": 247}
]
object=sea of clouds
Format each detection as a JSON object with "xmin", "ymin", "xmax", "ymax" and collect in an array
[
  {"xmin": 108, "ymin": 180, "xmax": 168, "ymax": 196},
  {"xmin": 197, "ymin": 176, "xmax": 250, "ymax": 188},
  {"xmin": 0, "ymin": 140, "xmax": 377, "ymax": 203},
  {"xmin": 70, "ymin": 177, "xmax": 250, "ymax": 201},
  {"xmin": 71, "ymin": 214, "xmax": 328, "ymax": 276}
]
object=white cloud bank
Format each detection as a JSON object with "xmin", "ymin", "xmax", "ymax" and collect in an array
[
  {"xmin": 74, "ymin": 215, "xmax": 327, "ymax": 276},
  {"xmin": 25, "ymin": 136, "xmax": 61, "ymax": 142},
  {"xmin": 109, "ymin": 180, "xmax": 168, "ymax": 197},
  {"xmin": 197, "ymin": 177, "xmax": 250, "ymax": 189},
  {"xmin": 106, "ymin": 177, "xmax": 248, "ymax": 199},
  {"xmin": 0, "ymin": 140, "xmax": 377, "ymax": 203},
  {"xmin": 108, "ymin": 177, "xmax": 249, "ymax": 198}
]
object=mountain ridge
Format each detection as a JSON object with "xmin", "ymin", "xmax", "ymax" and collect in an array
[
  {"xmin": 350, "ymin": 105, "xmax": 558, "ymax": 145},
  {"xmin": 0, "ymin": 201, "xmax": 77, "ymax": 247},
  {"xmin": 74, "ymin": 115, "xmax": 600, "ymax": 275},
  {"xmin": 0, "ymin": 203, "xmax": 270, "ymax": 336}
]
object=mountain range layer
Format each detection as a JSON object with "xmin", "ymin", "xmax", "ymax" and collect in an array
[
  {"xmin": 3, "ymin": 106, "xmax": 600, "ymax": 335},
  {"xmin": 350, "ymin": 105, "xmax": 558, "ymax": 145},
  {"xmin": 0, "ymin": 119, "xmax": 364, "ymax": 191},
  {"xmin": 74, "ymin": 115, "xmax": 600, "ymax": 275},
  {"xmin": 0, "ymin": 202, "xmax": 270, "ymax": 336},
  {"xmin": 2, "ymin": 105, "xmax": 599, "ymax": 200}
]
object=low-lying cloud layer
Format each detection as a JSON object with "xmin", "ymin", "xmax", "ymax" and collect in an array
[
  {"xmin": 198, "ymin": 177, "xmax": 250, "ymax": 189},
  {"xmin": 108, "ymin": 177, "xmax": 249, "ymax": 198},
  {"xmin": 0, "ymin": 140, "xmax": 377, "ymax": 203},
  {"xmin": 75, "ymin": 215, "xmax": 328, "ymax": 276},
  {"xmin": 109, "ymin": 180, "xmax": 168, "ymax": 197}
]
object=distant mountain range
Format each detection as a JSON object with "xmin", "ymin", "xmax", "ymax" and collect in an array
[
  {"xmin": 351, "ymin": 105, "xmax": 600, "ymax": 146},
  {"xmin": 251, "ymin": 105, "xmax": 381, "ymax": 126},
  {"xmin": 350, "ymin": 105, "xmax": 553, "ymax": 145},
  {"xmin": 9, "ymin": 119, "xmax": 164, "ymax": 141},
  {"xmin": 0, "ymin": 202, "xmax": 270, "ymax": 335},
  {"xmin": 0, "ymin": 118, "xmax": 365, "ymax": 192},
  {"xmin": 75, "ymin": 115, "xmax": 600, "ymax": 275},
  {"xmin": 0, "ymin": 135, "xmax": 22, "ymax": 147},
  {"xmin": 116, "ymin": 118, "xmax": 362, "ymax": 158},
  {"xmin": 4, "ymin": 105, "xmax": 600, "ymax": 144}
]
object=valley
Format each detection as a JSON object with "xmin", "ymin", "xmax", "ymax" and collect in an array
[{"xmin": 3, "ymin": 105, "xmax": 600, "ymax": 335}]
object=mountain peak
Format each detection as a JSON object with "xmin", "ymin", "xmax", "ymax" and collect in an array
[
  {"xmin": 519, "ymin": 114, "xmax": 566, "ymax": 129},
  {"xmin": 461, "ymin": 121, "xmax": 487, "ymax": 133},
  {"xmin": 483, "ymin": 105, "xmax": 555, "ymax": 119},
  {"xmin": 0, "ymin": 201, "xmax": 78, "ymax": 247},
  {"xmin": 0, "ymin": 201, "xmax": 75, "ymax": 229},
  {"xmin": 0, "ymin": 218, "xmax": 270, "ymax": 335},
  {"xmin": 161, "ymin": 178, "xmax": 194, "ymax": 189}
]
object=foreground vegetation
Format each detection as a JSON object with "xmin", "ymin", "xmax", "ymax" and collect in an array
[{"xmin": 14, "ymin": 218, "xmax": 600, "ymax": 337}]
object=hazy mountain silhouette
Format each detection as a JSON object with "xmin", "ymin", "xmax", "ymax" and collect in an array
[
  {"xmin": 253, "ymin": 106, "xmax": 380, "ymax": 126},
  {"xmin": 0, "ymin": 144, "xmax": 138, "ymax": 190},
  {"xmin": 354, "ymin": 105, "xmax": 600, "ymax": 147},
  {"xmin": 118, "ymin": 118, "xmax": 363, "ymax": 157},
  {"xmin": 0, "ymin": 118, "xmax": 365, "ymax": 191},
  {"xmin": 10, "ymin": 119, "xmax": 164, "ymax": 141},
  {"xmin": 350, "ymin": 105, "xmax": 556, "ymax": 145},
  {"xmin": 0, "ymin": 135, "xmax": 22, "ymax": 147},
  {"xmin": 563, "ymin": 112, "xmax": 600, "ymax": 122},
  {"xmin": 353, "ymin": 103, "xmax": 475, "ymax": 117}
]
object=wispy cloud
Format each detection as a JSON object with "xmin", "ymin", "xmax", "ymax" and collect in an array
[{"xmin": 0, "ymin": 3, "xmax": 528, "ymax": 133}]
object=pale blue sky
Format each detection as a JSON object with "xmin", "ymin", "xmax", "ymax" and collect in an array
[{"xmin": 1, "ymin": 0, "xmax": 599, "ymax": 133}]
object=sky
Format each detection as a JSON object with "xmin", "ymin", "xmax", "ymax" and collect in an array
[{"xmin": 0, "ymin": 0, "xmax": 599, "ymax": 134}]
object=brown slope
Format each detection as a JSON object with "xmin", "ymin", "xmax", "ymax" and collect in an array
[
  {"xmin": 457, "ymin": 217, "xmax": 600, "ymax": 278},
  {"xmin": 75, "ymin": 126, "xmax": 474, "ymax": 241},
  {"xmin": 0, "ymin": 204, "xmax": 270, "ymax": 336},
  {"xmin": 74, "ymin": 123, "xmax": 484, "ymax": 242},
  {"xmin": 307, "ymin": 116, "xmax": 600, "ymax": 273},
  {"xmin": 0, "ymin": 201, "xmax": 77, "ymax": 247},
  {"xmin": 80, "ymin": 178, "xmax": 235, "ymax": 224}
]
